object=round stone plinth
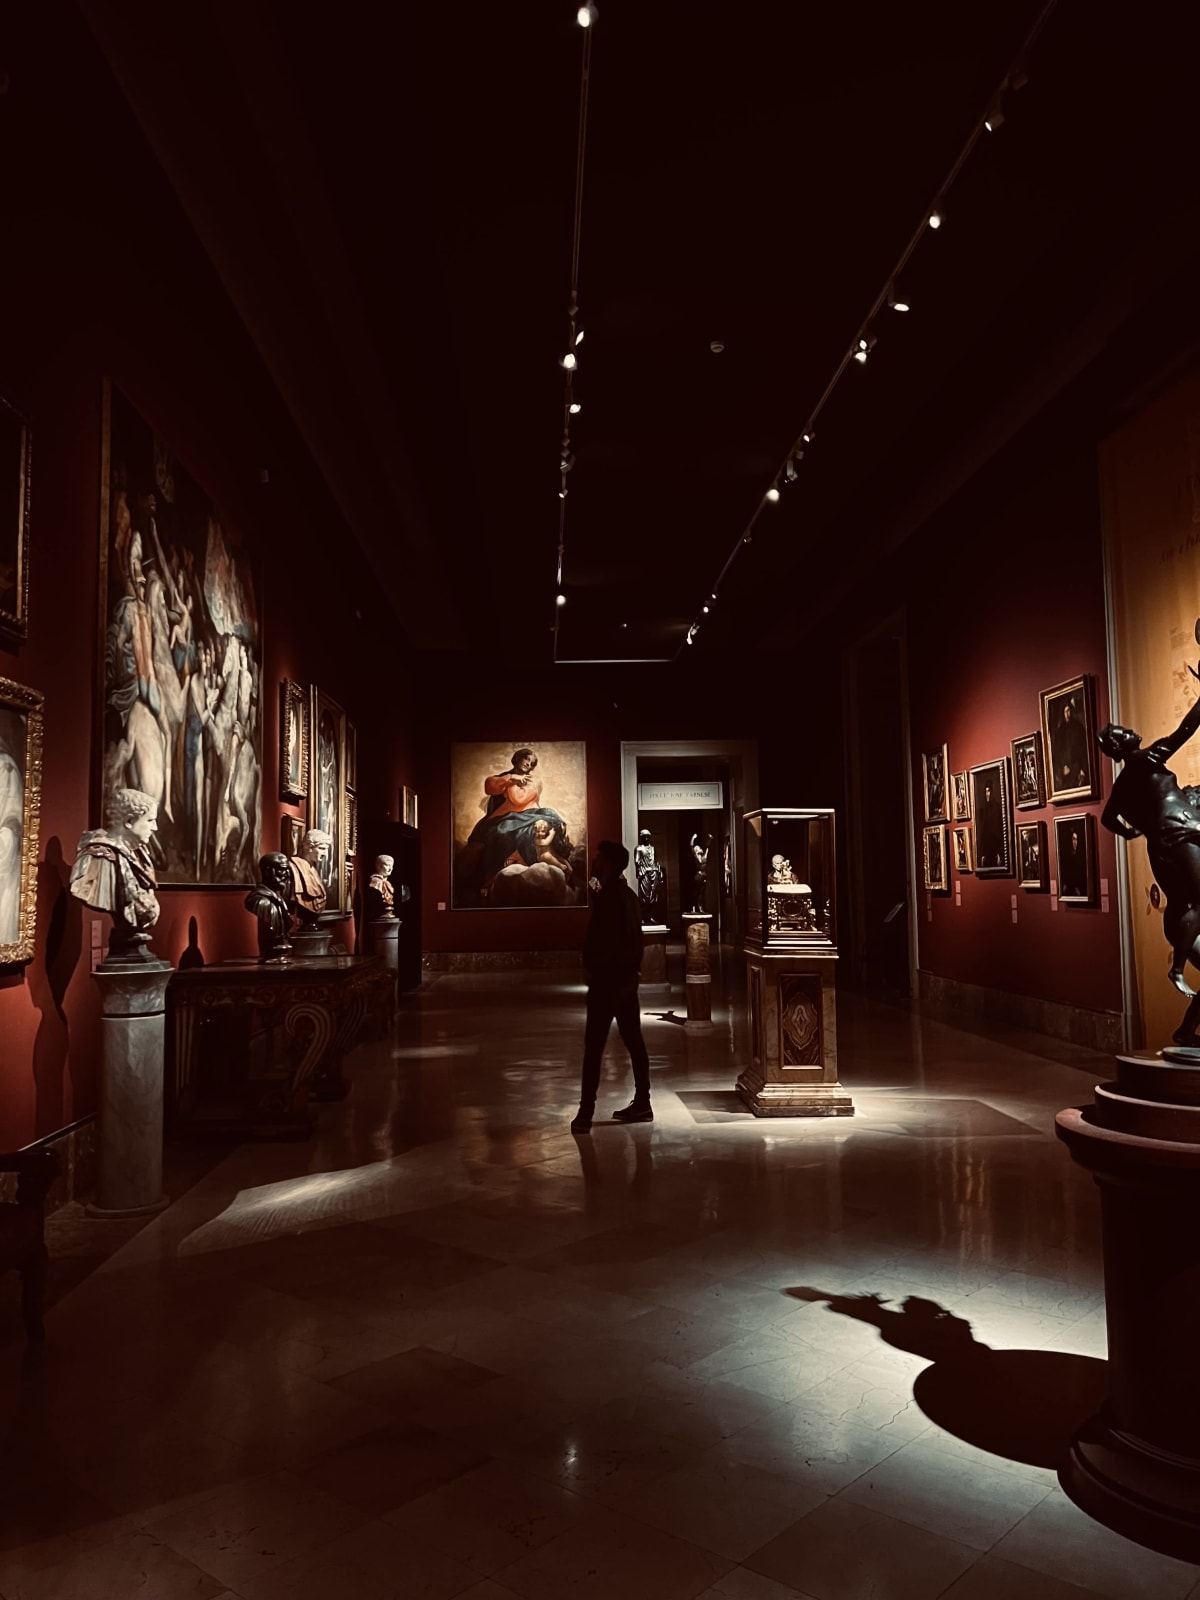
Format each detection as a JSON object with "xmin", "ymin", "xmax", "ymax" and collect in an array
[
  {"xmin": 86, "ymin": 1194, "xmax": 170, "ymax": 1220},
  {"xmin": 1063, "ymin": 1415, "xmax": 1200, "ymax": 1565}
]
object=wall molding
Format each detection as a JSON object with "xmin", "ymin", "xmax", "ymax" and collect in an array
[{"xmin": 918, "ymin": 970, "xmax": 1123, "ymax": 1055}]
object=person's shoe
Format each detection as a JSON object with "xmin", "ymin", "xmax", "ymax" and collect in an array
[
  {"xmin": 570, "ymin": 1108, "xmax": 593, "ymax": 1134},
  {"xmin": 612, "ymin": 1101, "xmax": 653, "ymax": 1123}
]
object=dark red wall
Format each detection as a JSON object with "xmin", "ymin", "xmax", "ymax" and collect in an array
[
  {"xmin": 906, "ymin": 450, "xmax": 1122, "ymax": 1014},
  {"xmin": 0, "ymin": 12, "xmax": 415, "ymax": 1149}
]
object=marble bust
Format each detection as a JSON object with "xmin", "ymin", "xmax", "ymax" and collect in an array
[
  {"xmin": 70, "ymin": 788, "xmax": 161, "ymax": 961},
  {"xmin": 366, "ymin": 853, "xmax": 397, "ymax": 919},
  {"xmin": 289, "ymin": 828, "xmax": 329, "ymax": 925}
]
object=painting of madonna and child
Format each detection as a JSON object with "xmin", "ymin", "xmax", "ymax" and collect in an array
[{"xmin": 451, "ymin": 741, "xmax": 588, "ymax": 909}]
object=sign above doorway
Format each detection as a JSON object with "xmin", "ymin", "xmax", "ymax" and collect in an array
[{"xmin": 638, "ymin": 781, "xmax": 723, "ymax": 811}]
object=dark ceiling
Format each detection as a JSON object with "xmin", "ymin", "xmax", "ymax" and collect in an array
[{"xmin": 64, "ymin": 2, "xmax": 1200, "ymax": 664}]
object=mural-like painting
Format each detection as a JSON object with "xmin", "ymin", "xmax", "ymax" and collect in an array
[
  {"xmin": 99, "ymin": 382, "xmax": 262, "ymax": 885},
  {"xmin": 451, "ymin": 741, "xmax": 588, "ymax": 909}
]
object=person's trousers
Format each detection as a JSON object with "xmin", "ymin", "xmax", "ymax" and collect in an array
[{"xmin": 579, "ymin": 981, "xmax": 650, "ymax": 1108}]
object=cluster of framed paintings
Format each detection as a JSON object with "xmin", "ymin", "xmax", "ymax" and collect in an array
[
  {"xmin": 921, "ymin": 674, "xmax": 1101, "ymax": 904},
  {"xmin": 278, "ymin": 678, "xmax": 357, "ymax": 913}
]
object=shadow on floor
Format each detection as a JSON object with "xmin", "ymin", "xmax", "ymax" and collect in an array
[{"xmin": 788, "ymin": 1286, "xmax": 1108, "ymax": 1469}]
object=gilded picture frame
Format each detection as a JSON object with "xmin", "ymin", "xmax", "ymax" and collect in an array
[
  {"xmin": 1055, "ymin": 812, "xmax": 1096, "ymax": 905},
  {"xmin": 1040, "ymin": 675, "xmax": 1098, "ymax": 804},
  {"xmin": 401, "ymin": 785, "xmax": 419, "ymax": 830},
  {"xmin": 1017, "ymin": 819, "xmax": 1048, "ymax": 890},
  {"xmin": 1011, "ymin": 731, "xmax": 1045, "ymax": 810},
  {"xmin": 0, "ymin": 676, "xmax": 44, "ymax": 965},
  {"xmin": 951, "ymin": 825, "xmax": 973, "ymax": 876},
  {"xmin": 0, "ymin": 393, "xmax": 31, "ymax": 646},
  {"xmin": 968, "ymin": 757, "xmax": 1014, "ymax": 876},
  {"xmin": 951, "ymin": 770, "xmax": 971, "ymax": 822},
  {"xmin": 308, "ymin": 686, "xmax": 346, "ymax": 911},
  {"xmin": 923, "ymin": 824, "xmax": 948, "ymax": 892},
  {"xmin": 345, "ymin": 721, "xmax": 357, "ymax": 793},
  {"xmin": 922, "ymin": 743, "xmax": 949, "ymax": 824},
  {"xmin": 279, "ymin": 679, "xmax": 309, "ymax": 802},
  {"xmin": 280, "ymin": 814, "xmax": 304, "ymax": 858}
]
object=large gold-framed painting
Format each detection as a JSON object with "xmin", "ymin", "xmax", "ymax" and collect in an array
[
  {"xmin": 451, "ymin": 740, "xmax": 588, "ymax": 909},
  {"xmin": 99, "ymin": 382, "xmax": 262, "ymax": 885},
  {"xmin": 0, "ymin": 676, "xmax": 43, "ymax": 965}
]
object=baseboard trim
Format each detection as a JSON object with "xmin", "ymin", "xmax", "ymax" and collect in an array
[{"xmin": 918, "ymin": 971, "xmax": 1123, "ymax": 1054}]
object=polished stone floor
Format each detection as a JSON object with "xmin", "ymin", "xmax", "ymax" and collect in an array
[{"xmin": 2, "ymin": 963, "xmax": 1198, "ymax": 1600}]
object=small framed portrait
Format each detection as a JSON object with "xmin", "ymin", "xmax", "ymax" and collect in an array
[
  {"xmin": 951, "ymin": 770, "xmax": 971, "ymax": 822},
  {"xmin": 1011, "ymin": 732, "xmax": 1045, "ymax": 810},
  {"xmin": 346, "ymin": 790, "xmax": 358, "ymax": 854},
  {"xmin": 345, "ymin": 721, "xmax": 358, "ymax": 793},
  {"xmin": 401, "ymin": 785, "xmax": 419, "ymax": 830},
  {"xmin": 1040, "ymin": 675, "xmax": 1097, "ymax": 803},
  {"xmin": 1, "ymin": 393, "xmax": 31, "ymax": 646},
  {"xmin": 0, "ymin": 675, "xmax": 43, "ymax": 964},
  {"xmin": 968, "ymin": 758, "xmax": 1013, "ymax": 876},
  {"xmin": 280, "ymin": 814, "xmax": 304, "ymax": 858},
  {"xmin": 951, "ymin": 825, "xmax": 973, "ymax": 875},
  {"xmin": 1016, "ymin": 820, "xmax": 1048, "ymax": 890},
  {"xmin": 279, "ymin": 680, "xmax": 309, "ymax": 803},
  {"xmin": 923, "ymin": 744, "xmax": 949, "ymax": 824},
  {"xmin": 1054, "ymin": 812, "xmax": 1096, "ymax": 904},
  {"xmin": 923, "ymin": 824, "xmax": 948, "ymax": 892}
]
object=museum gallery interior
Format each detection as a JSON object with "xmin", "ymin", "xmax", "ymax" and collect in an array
[{"xmin": 2, "ymin": 1, "xmax": 1200, "ymax": 1596}]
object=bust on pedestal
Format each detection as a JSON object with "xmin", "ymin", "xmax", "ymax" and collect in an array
[
  {"xmin": 246, "ymin": 852, "xmax": 294, "ymax": 962},
  {"xmin": 288, "ymin": 828, "xmax": 333, "ymax": 957},
  {"xmin": 365, "ymin": 853, "xmax": 400, "ymax": 982},
  {"xmin": 69, "ymin": 787, "xmax": 170, "ymax": 1217}
]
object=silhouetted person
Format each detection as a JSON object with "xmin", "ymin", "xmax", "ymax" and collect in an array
[{"xmin": 571, "ymin": 839, "xmax": 651, "ymax": 1133}]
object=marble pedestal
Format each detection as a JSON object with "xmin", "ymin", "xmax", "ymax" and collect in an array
[
  {"xmin": 290, "ymin": 926, "xmax": 334, "ymax": 958},
  {"xmin": 1055, "ymin": 1047, "xmax": 1200, "ymax": 1563},
  {"xmin": 640, "ymin": 926, "xmax": 668, "ymax": 985},
  {"xmin": 685, "ymin": 920, "xmax": 712, "ymax": 1027},
  {"xmin": 87, "ymin": 957, "xmax": 172, "ymax": 1218},
  {"xmin": 737, "ymin": 948, "xmax": 853, "ymax": 1116},
  {"xmin": 367, "ymin": 916, "xmax": 400, "ymax": 990}
]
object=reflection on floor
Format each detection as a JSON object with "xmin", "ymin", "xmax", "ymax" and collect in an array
[{"xmin": 3, "ymin": 969, "xmax": 1199, "ymax": 1600}]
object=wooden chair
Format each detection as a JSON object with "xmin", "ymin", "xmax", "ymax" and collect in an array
[{"xmin": 0, "ymin": 1148, "xmax": 57, "ymax": 1341}]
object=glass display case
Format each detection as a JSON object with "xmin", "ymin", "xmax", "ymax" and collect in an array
[{"xmin": 743, "ymin": 808, "xmax": 835, "ymax": 950}]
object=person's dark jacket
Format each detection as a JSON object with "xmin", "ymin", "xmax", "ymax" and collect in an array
[{"xmin": 583, "ymin": 879, "xmax": 644, "ymax": 986}]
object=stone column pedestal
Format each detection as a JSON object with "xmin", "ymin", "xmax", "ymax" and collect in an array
[
  {"xmin": 685, "ymin": 920, "xmax": 712, "ymax": 1027},
  {"xmin": 737, "ymin": 948, "xmax": 852, "ymax": 1116},
  {"xmin": 87, "ymin": 957, "xmax": 172, "ymax": 1219},
  {"xmin": 640, "ymin": 927, "xmax": 668, "ymax": 986},
  {"xmin": 1055, "ymin": 1047, "xmax": 1200, "ymax": 1563},
  {"xmin": 367, "ymin": 916, "xmax": 400, "ymax": 985}
]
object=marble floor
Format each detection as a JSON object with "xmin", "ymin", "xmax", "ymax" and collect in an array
[{"xmin": 2, "ymin": 962, "xmax": 1197, "ymax": 1600}]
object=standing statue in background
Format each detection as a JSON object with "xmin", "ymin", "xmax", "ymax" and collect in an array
[
  {"xmin": 689, "ymin": 831, "xmax": 711, "ymax": 914},
  {"xmin": 1098, "ymin": 662, "xmax": 1200, "ymax": 1044},
  {"xmin": 69, "ymin": 788, "xmax": 161, "ymax": 961},
  {"xmin": 245, "ymin": 852, "xmax": 294, "ymax": 962},
  {"xmin": 635, "ymin": 829, "xmax": 664, "ymax": 924}
]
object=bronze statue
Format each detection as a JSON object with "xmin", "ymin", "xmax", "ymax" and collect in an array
[
  {"xmin": 69, "ymin": 788, "xmax": 161, "ymax": 961},
  {"xmin": 245, "ymin": 852, "xmax": 293, "ymax": 962},
  {"xmin": 1099, "ymin": 666, "xmax": 1200, "ymax": 1043}
]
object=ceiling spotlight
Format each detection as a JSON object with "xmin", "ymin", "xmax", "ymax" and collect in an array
[
  {"xmin": 765, "ymin": 485, "xmax": 781, "ymax": 503},
  {"xmin": 1009, "ymin": 60, "xmax": 1029, "ymax": 91},
  {"xmin": 576, "ymin": 3, "xmax": 597, "ymax": 26},
  {"xmin": 556, "ymin": 593, "xmax": 567, "ymax": 606},
  {"xmin": 569, "ymin": 400, "xmax": 582, "ymax": 414},
  {"xmin": 984, "ymin": 101, "xmax": 1005, "ymax": 133},
  {"xmin": 686, "ymin": 622, "xmax": 699, "ymax": 645},
  {"xmin": 928, "ymin": 206, "xmax": 944, "ymax": 231},
  {"xmin": 887, "ymin": 283, "xmax": 910, "ymax": 312},
  {"xmin": 702, "ymin": 605, "xmax": 710, "ymax": 614},
  {"xmin": 784, "ymin": 457, "xmax": 797, "ymax": 483},
  {"xmin": 561, "ymin": 352, "xmax": 577, "ymax": 370},
  {"xmin": 853, "ymin": 330, "xmax": 877, "ymax": 365},
  {"xmin": 574, "ymin": 328, "xmax": 585, "ymax": 346},
  {"xmin": 709, "ymin": 340, "xmax": 725, "ymax": 354},
  {"xmin": 802, "ymin": 429, "xmax": 815, "ymax": 444},
  {"xmin": 558, "ymin": 487, "xmax": 568, "ymax": 499}
]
